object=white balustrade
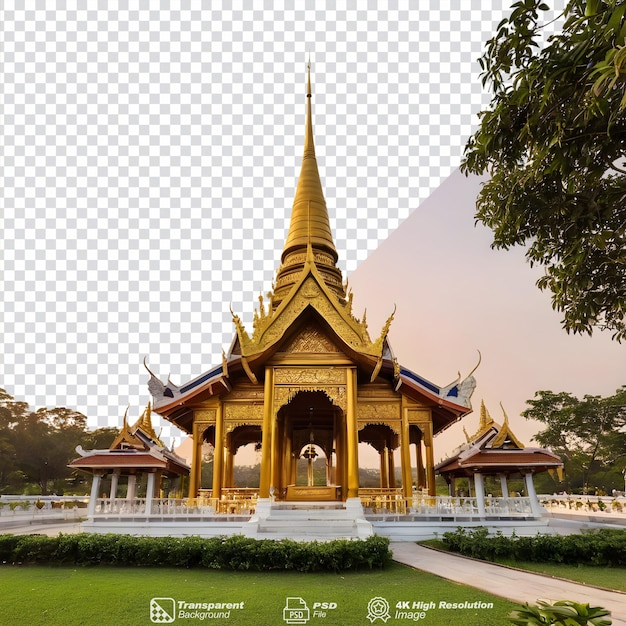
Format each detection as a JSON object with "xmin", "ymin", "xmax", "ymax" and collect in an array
[{"xmin": 359, "ymin": 493, "xmax": 534, "ymax": 518}]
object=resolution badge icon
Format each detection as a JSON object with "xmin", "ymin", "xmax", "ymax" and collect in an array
[{"xmin": 367, "ymin": 596, "xmax": 391, "ymax": 623}]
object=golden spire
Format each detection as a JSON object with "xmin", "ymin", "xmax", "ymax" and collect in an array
[
  {"xmin": 479, "ymin": 400, "xmax": 491, "ymax": 431},
  {"xmin": 283, "ymin": 60, "xmax": 336, "ymax": 260},
  {"xmin": 273, "ymin": 62, "xmax": 344, "ymax": 308},
  {"xmin": 133, "ymin": 402, "xmax": 163, "ymax": 446},
  {"xmin": 469, "ymin": 399, "xmax": 495, "ymax": 440}
]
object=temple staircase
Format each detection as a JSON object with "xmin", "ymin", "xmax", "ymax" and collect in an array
[{"xmin": 244, "ymin": 499, "xmax": 373, "ymax": 541}]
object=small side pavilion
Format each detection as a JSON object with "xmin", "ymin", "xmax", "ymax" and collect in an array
[
  {"xmin": 435, "ymin": 401, "xmax": 562, "ymax": 519},
  {"xmin": 70, "ymin": 404, "xmax": 190, "ymax": 517}
]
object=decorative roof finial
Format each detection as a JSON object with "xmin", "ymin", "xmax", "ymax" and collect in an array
[
  {"xmin": 307, "ymin": 56, "xmax": 312, "ymax": 98},
  {"xmin": 272, "ymin": 61, "xmax": 345, "ymax": 308}
]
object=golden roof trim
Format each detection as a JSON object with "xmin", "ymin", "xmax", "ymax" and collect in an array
[
  {"xmin": 491, "ymin": 404, "xmax": 525, "ymax": 449},
  {"xmin": 132, "ymin": 402, "xmax": 163, "ymax": 447},
  {"xmin": 109, "ymin": 406, "xmax": 144, "ymax": 451}
]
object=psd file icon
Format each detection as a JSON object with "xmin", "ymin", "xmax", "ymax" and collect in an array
[{"xmin": 283, "ymin": 597, "xmax": 310, "ymax": 624}]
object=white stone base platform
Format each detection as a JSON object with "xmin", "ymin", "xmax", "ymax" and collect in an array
[
  {"xmin": 78, "ymin": 499, "xmax": 572, "ymax": 542},
  {"xmin": 244, "ymin": 498, "xmax": 372, "ymax": 541}
]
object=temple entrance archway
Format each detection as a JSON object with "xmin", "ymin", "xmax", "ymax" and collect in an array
[
  {"xmin": 275, "ymin": 390, "xmax": 344, "ymax": 501},
  {"xmin": 226, "ymin": 425, "xmax": 262, "ymax": 488},
  {"xmin": 359, "ymin": 424, "xmax": 400, "ymax": 489}
]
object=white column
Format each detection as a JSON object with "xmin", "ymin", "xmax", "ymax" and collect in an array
[
  {"xmin": 110, "ymin": 471, "xmax": 120, "ymax": 500},
  {"xmin": 499, "ymin": 473, "xmax": 508, "ymax": 497},
  {"xmin": 87, "ymin": 473, "xmax": 103, "ymax": 517},
  {"xmin": 127, "ymin": 474, "xmax": 137, "ymax": 500},
  {"xmin": 473, "ymin": 472, "xmax": 486, "ymax": 519},
  {"xmin": 524, "ymin": 472, "xmax": 543, "ymax": 517},
  {"xmin": 145, "ymin": 472, "xmax": 156, "ymax": 514}
]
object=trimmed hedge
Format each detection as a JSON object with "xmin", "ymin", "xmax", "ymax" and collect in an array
[
  {"xmin": 442, "ymin": 527, "xmax": 626, "ymax": 567},
  {"xmin": 0, "ymin": 533, "xmax": 392, "ymax": 572}
]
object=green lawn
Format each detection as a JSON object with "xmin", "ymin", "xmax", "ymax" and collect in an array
[{"xmin": 0, "ymin": 563, "xmax": 517, "ymax": 626}]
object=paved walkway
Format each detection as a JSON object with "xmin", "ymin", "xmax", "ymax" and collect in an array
[{"xmin": 391, "ymin": 542, "xmax": 626, "ymax": 626}]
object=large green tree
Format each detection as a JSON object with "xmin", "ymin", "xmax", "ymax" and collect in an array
[
  {"xmin": 522, "ymin": 386, "xmax": 626, "ymax": 492},
  {"xmin": 0, "ymin": 388, "xmax": 116, "ymax": 494},
  {"xmin": 462, "ymin": 0, "xmax": 626, "ymax": 340}
]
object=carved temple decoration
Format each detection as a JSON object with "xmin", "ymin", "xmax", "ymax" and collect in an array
[
  {"xmin": 226, "ymin": 421, "xmax": 260, "ymax": 434},
  {"xmin": 357, "ymin": 402, "xmax": 401, "ymax": 422},
  {"xmin": 226, "ymin": 388, "xmax": 265, "ymax": 400},
  {"xmin": 194, "ymin": 409, "xmax": 217, "ymax": 423},
  {"xmin": 282, "ymin": 327, "xmax": 341, "ymax": 353},
  {"xmin": 225, "ymin": 403, "xmax": 264, "ymax": 423},
  {"xmin": 273, "ymin": 385, "xmax": 347, "ymax": 413},
  {"xmin": 275, "ymin": 367, "xmax": 345, "ymax": 385}
]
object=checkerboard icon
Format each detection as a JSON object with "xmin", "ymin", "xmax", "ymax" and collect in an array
[{"xmin": 150, "ymin": 597, "xmax": 176, "ymax": 623}]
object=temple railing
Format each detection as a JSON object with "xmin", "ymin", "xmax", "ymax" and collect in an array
[
  {"xmin": 0, "ymin": 496, "xmax": 86, "ymax": 520},
  {"xmin": 539, "ymin": 494, "xmax": 626, "ymax": 515},
  {"xmin": 360, "ymin": 492, "xmax": 534, "ymax": 518},
  {"xmin": 90, "ymin": 493, "xmax": 535, "ymax": 519},
  {"xmin": 93, "ymin": 495, "xmax": 257, "ymax": 518}
]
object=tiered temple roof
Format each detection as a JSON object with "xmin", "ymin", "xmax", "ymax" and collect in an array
[
  {"xmin": 436, "ymin": 401, "xmax": 562, "ymax": 477},
  {"xmin": 70, "ymin": 404, "xmax": 189, "ymax": 476}
]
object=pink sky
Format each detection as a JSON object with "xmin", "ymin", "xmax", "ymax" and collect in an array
[{"xmin": 348, "ymin": 168, "xmax": 625, "ymax": 463}]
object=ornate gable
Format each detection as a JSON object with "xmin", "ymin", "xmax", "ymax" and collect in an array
[
  {"xmin": 281, "ymin": 324, "xmax": 341, "ymax": 353},
  {"xmin": 231, "ymin": 250, "xmax": 394, "ymax": 366}
]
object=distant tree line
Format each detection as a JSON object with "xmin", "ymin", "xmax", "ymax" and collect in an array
[
  {"xmin": 0, "ymin": 388, "xmax": 117, "ymax": 495},
  {"xmin": 524, "ymin": 386, "xmax": 626, "ymax": 495}
]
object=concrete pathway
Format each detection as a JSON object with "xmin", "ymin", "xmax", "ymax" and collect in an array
[{"xmin": 391, "ymin": 542, "xmax": 626, "ymax": 626}]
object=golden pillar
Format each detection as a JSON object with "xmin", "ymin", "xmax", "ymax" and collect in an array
[
  {"xmin": 388, "ymin": 448, "xmax": 396, "ymax": 489},
  {"xmin": 290, "ymin": 452, "xmax": 297, "ymax": 485},
  {"xmin": 259, "ymin": 367, "xmax": 274, "ymax": 498},
  {"xmin": 189, "ymin": 420, "xmax": 204, "ymax": 498},
  {"xmin": 325, "ymin": 456, "xmax": 332, "ymax": 486},
  {"xmin": 224, "ymin": 445, "xmax": 234, "ymax": 488},
  {"xmin": 212, "ymin": 404, "xmax": 224, "ymax": 499},
  {"xmin": 401, "ymin": 408, "xmax": 412, "ymax": 498},
  {"xmin": 282, "ymin": 423, "xmax": 293, "ymax": 488},
  {"xmin": 416, "ymin": 441, "xmax": 426, "ymax": 489},
  {"xmin": 270, "ymin": 407, "xmax": 281, "ymax": 495},
  {"xmin": 335, "ymin": 420, "xmax": 344, "ymax": 493},
  {"xmin": 346, "ymin": 367, "xmax": 359, "ymax": 498},
  {"xmin": 422, "ymin": 422, "xmax": 436, "ymax": 496},
  {"xmin": 380, "ymin": 447, "xmax": 388, "ymax": 488}
]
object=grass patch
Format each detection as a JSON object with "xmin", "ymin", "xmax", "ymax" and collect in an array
[
  {"xmin": 420, "ymin": 539, "xmax": 626, "ymax": 592},
  {"xmin": 492, "ymin": 559, "xmax": 626, "ymax": 592},
  {"xmin": 0, "ymin": 562, "xmax": 517, "ymax": 626}
]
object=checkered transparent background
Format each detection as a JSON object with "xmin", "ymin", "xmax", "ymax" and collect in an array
[{"xmin": 1, "ymin": 3, "xmax": 564, "ymax": 443}]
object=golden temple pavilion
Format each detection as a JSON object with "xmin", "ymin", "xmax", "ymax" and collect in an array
[{"xmin": 146, "ymin": 66, "xmax": 477, "ymax": 510}]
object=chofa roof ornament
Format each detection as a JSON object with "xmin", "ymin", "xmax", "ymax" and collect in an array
[{"xmin": 441, "ymin": 350, "xmax": 481, "ymax": 408}]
